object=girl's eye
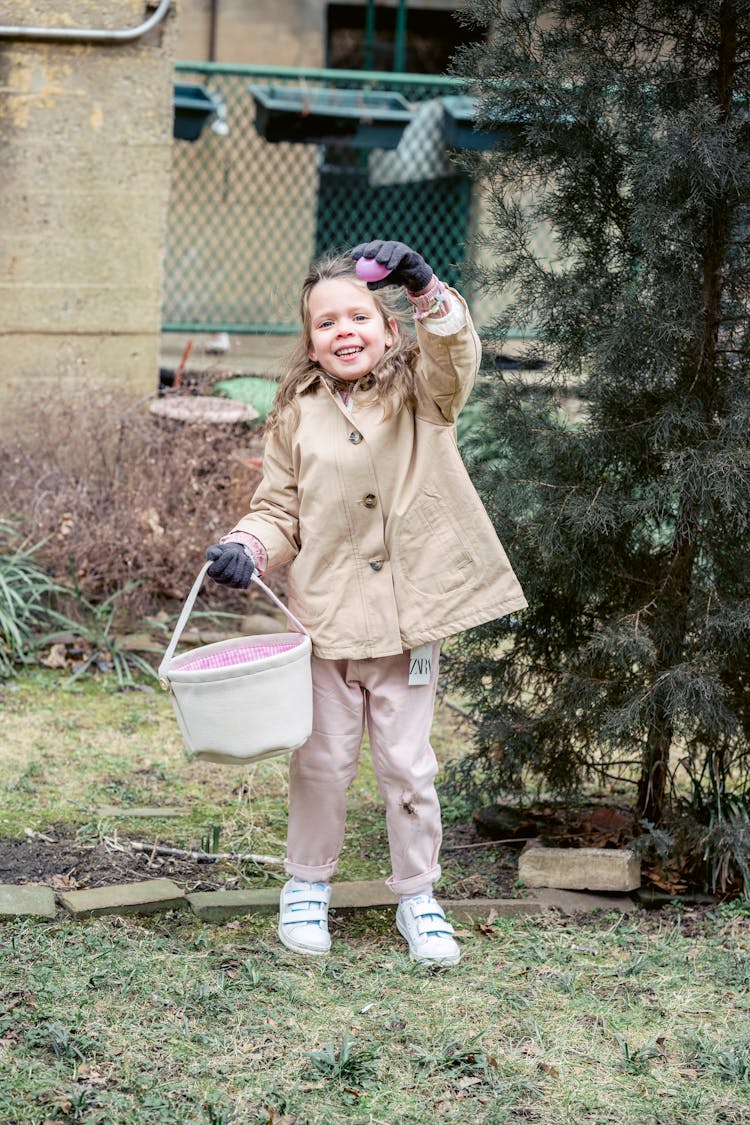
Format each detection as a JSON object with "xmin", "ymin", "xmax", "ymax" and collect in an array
[
  {"xmin": 318, "ymin": 319, "xmax": 333, "ymax": 329},
  {"xmin": 354, "ymin": 314, "xmax": 368, "ymax": 322}
]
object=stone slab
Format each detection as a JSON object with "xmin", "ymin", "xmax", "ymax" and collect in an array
[
  {"xmin": 58, "ymin": 879, "xmax": 186, "ymax": 919},
  {"xmin": 530, "ymin": 888, "xmax": 635, "ymax": 915},
  {"xmin": 187, "ymin": 881, "xmax": 546, "ymax": 923},
  {"xmin": 188, "ymin": 888, "xmax": 280, "ymax": 921},
  {"xmin": 0, "ymin": 883, "xmax": 57, "ymax": 919},
  {"xmin": 331, "ymin": 879, "xmax": 396, "ymax": 910},
  {"xmin": 187, "ymin": 880, "xmax": 396, "ymax": 921},
  {"xmin": 96, "ymin": 806, "xmax": 188, "ymax": 819},
  {"xmin": 519, "ymin": 846, "xmax": 641, "ymax": 891},
  {"xmin": 441, "ymin": 898, "xmax": 543, "ymax": 922}
]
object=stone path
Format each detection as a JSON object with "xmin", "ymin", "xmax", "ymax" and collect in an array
[{"xmin": 0, "ymin": 877, "xmax": 634, "ymax": 923}]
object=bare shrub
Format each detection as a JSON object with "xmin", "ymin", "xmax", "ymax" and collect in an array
[{"xmin": 0, "ymin": 382, "xmax": 274, "ymax": 621}]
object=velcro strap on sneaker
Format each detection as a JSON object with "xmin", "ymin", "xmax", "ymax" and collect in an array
[
  {"xmin": 409, "ymin": 901, "xmax": 455, "ymax": 938},
  {"xmin": 281, "ymin": 906, "xmax": 328, "ymax": 925},
  {"xmin": 417, "ymin": 917, "xmax": 454, "ymax": 938},
  {"xmin": 284, "ymin": 887, "xmax": 331, "ymax": 906},
  {"xmin": 410, "ymin": 901, "xmax": 448, "ymax": 921}
]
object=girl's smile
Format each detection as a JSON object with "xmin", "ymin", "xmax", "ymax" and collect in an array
[{"xmin": 307, "ymin": 278, "xmax": 397, "ymax": 382}]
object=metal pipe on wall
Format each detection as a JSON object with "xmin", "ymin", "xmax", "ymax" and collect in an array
[
  {"xmin": 0, "ymin": 0, "xmax": 171, "ymax": 43},
  {"xmin": 208, "ymin": 0, "xmax": 219, "ymax": 62}
]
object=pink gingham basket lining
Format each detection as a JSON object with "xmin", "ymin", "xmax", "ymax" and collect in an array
[{"xmin": 179, "ymin": 639, "xmax": 301, "ymax": 672}]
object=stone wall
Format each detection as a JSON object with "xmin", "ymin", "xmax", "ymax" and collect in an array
[{"xmin": 0, "ymin": 1, "xmax": 178, "ymax": 401}]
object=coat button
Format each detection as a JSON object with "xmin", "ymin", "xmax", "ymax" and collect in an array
[
  {"xmin": 363, "ymin": 493, "xmax": 377, "ymax": 509},
  {"xmin": 369, "ymin": 559, "xmax": 383, "ymax": 571},
  {"xmin": 349, "ymin": 431, "xmax": 363, "ymax": 444}
]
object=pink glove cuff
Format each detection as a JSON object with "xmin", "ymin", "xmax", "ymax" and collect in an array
[
  {"xmin": 219, "ymin": 531, "xmax": 268, "ymax": 575},
  {"xmin": 407, "ymin": 275, "xmax": 451, "ymax": 321}
]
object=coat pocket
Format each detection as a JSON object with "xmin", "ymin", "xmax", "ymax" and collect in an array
[
  {"xmin": 287, "ymin": 545, "xmax": 333, "ymax": 629},
  {"xmin": 395, "ymin": 493, "xmax": 473, "ymax": 597}
]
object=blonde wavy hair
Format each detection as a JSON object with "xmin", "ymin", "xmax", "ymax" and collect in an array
[{"xmin": 265, "ymin": 253, "xmax": 419, "ymax": 434}]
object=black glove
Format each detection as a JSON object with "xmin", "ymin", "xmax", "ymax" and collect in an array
[
  {"xmin": 351, "ymin": 240, "xmax": 433, "ymax": 293},
  {"xmin": 205, "ymin": 543, "xmax": 255, "ymax": 589}
]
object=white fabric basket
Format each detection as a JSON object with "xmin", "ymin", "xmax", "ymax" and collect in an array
[{"xmin": 158, "ymin": 562, "xmax": 312, "ymax": 765}]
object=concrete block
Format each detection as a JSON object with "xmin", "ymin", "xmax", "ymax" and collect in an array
[
  {"xmin": 331, "ymin": 880, "xmax": 396, "ymax": 910},
  {"xmin": 1, "ymin": 275, "xmax": 161, "ymax": 333},
  {"xmin": 0, "ymin": 883, "xmax": 56, "ymax": 919},
  {"xmin": 530, "ymin": 888, "xmax": 636, "ymax": 915},
  {"xmin": 188, "ymin": 888, "xmax": 280, "ymax": 920},
  {"xmin": 187, "ymin": 881, "xmax": 547, "ymax": 925},
  {"xmin": 1, "ymin": 335, "xmax": 160, "ymax": 402},
  {"xmin": 188, "ymin": 880, "xmax": 397, "ymax": 922},
  {"xmin": 441, "ymin": 898, "xmax": 543, "ymax": 923},
  {"xmin": 1, "ymin": 231, "xmax": 165, "ymax": 290},
  {"xmin": 58, "ymin": 879, "xmax": 186, "ymax": 918},
  {"xmin": 518, "ymin": 846, "xmax": 641, "ymax": 892},
  {"xmin": 0, "ymin": 138, "xmax": 171, "ymax": 193}
]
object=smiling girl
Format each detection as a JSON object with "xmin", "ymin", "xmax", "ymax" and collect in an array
[{"xmin": 205, "ymin": 240, "xmax": 527, "ymax": 965}]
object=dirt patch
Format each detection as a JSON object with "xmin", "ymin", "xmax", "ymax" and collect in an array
[
  {"xmin": 472, "ymin": 802, "xmax": 637, "ymax": 849},
  {"xmin": 0, "ymin": 822, "xmax": 521, "ymax": 900},
  {"xmin": 441, "ymin": 820, "xmax": 522, "ymax": 898},
  {"xmin": 1, "ymin": 816, "xmax": 721, "ymax": 909},
  {"xmin": 0, "ymin": 831, "xmax": 265, "ymax": 894},
  {"xmin": 0, "ymin": 828, "xmax": 725, "ymax": 926}
]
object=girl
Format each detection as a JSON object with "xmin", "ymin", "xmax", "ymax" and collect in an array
[{"xmin": 206, "ymin": 239, "xmax": 527, "ymax": 965}]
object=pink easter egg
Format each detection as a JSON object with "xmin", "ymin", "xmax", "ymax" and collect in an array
[{"xmin": 355, "ymin": 257, "xmax": 392, "ymax": 282}]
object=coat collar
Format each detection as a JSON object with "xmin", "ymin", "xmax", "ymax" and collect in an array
[{"xmin": 295, "ymin": 369, "xmax": 377, "ymax": 396}]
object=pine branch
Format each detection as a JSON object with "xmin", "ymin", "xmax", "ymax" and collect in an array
[{"xmin": 447, "ymin": 0, "xmax": 750, "ymax": 847}]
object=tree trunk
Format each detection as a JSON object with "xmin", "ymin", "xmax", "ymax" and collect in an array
[
  {"xmin": 635, "ymin": 0, "xmax": 738, "ymax": 824},
  {"xmin": 636, "ymin": 495, "xmax": 699, "ymax": 823}
]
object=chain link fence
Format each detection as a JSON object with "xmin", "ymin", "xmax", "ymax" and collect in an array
[{"xmin": 164, "ymin": 63, "xmax": 545, "ymax": 336}]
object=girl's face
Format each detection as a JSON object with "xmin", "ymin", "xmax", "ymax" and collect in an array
[{"xmin": 307, "ymin": 278, "xmax": 397, "ymax": 382}]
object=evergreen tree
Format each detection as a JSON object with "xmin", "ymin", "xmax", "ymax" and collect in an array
[{"xmin": 448, "ymin": 1, "xmax": 750, "ymax": 881}]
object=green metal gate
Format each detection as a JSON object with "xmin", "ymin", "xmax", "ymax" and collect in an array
[{"xmin": 163, "ymin": 64, "xmax": 477, "ymax": 335}]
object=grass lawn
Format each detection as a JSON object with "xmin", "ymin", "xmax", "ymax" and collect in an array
[{"xmin": 1, "ymin": 672, "xmax": 750, "ymax": 1124}]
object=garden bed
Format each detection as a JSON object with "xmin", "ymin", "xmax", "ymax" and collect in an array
[{"xmin": 0, "ymin": 819, "xmax": 521, "ymax": 900}]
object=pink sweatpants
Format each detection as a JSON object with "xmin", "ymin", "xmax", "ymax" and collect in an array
[{"xmin": 284, "ymin": 644, "xmax": 443, "ymax": 896}]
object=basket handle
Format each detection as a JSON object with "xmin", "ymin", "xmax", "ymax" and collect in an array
[{"xmin": 158, "ymin": 561, "xmax": 308, "ymax": 688}]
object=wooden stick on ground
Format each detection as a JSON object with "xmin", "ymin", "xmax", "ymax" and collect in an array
[
  {"xmin": 129, "ymin": 841, "xmax": 284, "ymax": 866},
  {"xmin": 442, "ymin": 837, "xmax": 535, "ymax": 850}
]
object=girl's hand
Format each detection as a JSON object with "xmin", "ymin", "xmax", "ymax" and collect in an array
[
  {"xmin": 351, "ymin": 240, "xmax": 433, "ymax": 294},
  {"xmin": 205, "ymin": 543, "xmax": 255, "ymax": 589}
]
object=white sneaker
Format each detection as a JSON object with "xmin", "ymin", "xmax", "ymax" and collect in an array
[
  {"xmin": 396, "ymin": 895, "xmax": 461, "ymax": 966},
  {"xmin": 278, "ymin": 879, "xmax": 331, "ymax": 955}
]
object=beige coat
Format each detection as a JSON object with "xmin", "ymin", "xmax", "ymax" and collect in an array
[{"xmin": 232, "ymin": 295, "xmax": 527, "ymax": 659}]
